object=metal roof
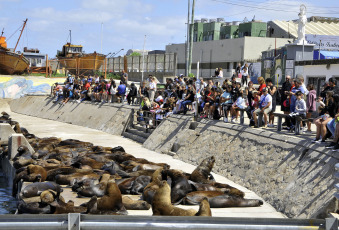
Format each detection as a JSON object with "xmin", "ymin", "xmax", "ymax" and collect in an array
[{"xmin": 272, "ymin": 20, "xmax": 339, "ymax": 37}]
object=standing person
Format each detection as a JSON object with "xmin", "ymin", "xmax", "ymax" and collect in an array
[
  {"xmin": 214, "ymin": 68, "xmax": 220, "ymax": 78},
  {"xmin": 218, "ymin": 68, "xmax": 223, "ymax": 78},
  {"xmin": 306, "ymin": 84, "xmax": 316, "ymax": 132},
  {"xmin": 121, "ymin": 70, "xmax": 128, "ymax": 85},
  {"xmin": 253, "ymin": 87, "xmax": 272, "ymax": 128},
  {"xmin": 241, "ymin": 64, "xmax": 249, "ymax": 87},
  {"xmin": 266, "ymin": 78, "xmax": 277, "ymax": 127},
  {"xmin": 149, "ymin": 77, "xmax": 157, "ymax": 102},
  {"xmin": 220, "ymin": 85, "xmax": 233, "ymax": 123},
  {"xmin": 127, "ymin": 83, "xmax": 138, "ymax": 105},
  {"xmin": 236, "ymin": 63, "xmax": 241, "ymax": 75},
  {"xmin": 281, "ymin": 75, "xmax": 292, "ymax": 116}
]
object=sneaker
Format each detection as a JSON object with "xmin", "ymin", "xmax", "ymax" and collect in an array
[
  {"xmin": 332, "ymin": 144, "xmax": 339, "ymax": 151},
  {"xmin": 231, "ymin": 119, "xmax": 236, "ymax": 123},
  {"xmin": 305, "ymin": 130, "xmax": 312, "ymax": 133},
  {"xmin": 326, "ymin": 142, "xmax": 336, "ymax": 149},
  {"xmin": 223, "ymin": 117, "xmax": 228, "ymax": 123},
  {"xmin": 311, "ymin": 138, "xmax": 320, "ymax": 143},
  {"xmin": 315, "ymin": 139, "xmax": 326, "ymax": 144},
  {"xmin": 262, "ymin": 125, "xmax": 267, "ymax": 129}
]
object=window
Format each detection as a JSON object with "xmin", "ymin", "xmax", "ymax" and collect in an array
[{"xmin": 307, "ymin": 76, "xmax": 326, "ymax": 96}]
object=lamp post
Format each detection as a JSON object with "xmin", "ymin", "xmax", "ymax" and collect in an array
[{"xmin": 142, "ymin": 35, "xmax": 147, "ymax": 83}]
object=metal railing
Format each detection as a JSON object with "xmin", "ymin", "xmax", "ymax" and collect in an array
[
  {"xmin": 335, "ymin": 163, "xmax": 339, "ymax": 200},
  {"xmin": 0, "ymin": 214, "xmax": 337, "ymax": 230}
]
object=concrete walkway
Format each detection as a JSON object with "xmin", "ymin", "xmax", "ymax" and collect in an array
[{"xmin": 0, "ymin": 99, "xmax": 286, "ymax": 218}]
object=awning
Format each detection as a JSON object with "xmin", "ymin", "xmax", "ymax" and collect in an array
[{"xmin": 314, "ymin": 50, "xmax": 339, "ymax": 60}]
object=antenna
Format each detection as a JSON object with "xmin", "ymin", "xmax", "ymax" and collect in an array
[
  {"xmin": 69, "ymin": 30, "xmax": 72, "ymax": 44},
  {"xmin": 101, "ymin": 22, "xmax": 103, "ymax": 54},
  {"xmin": 1, "ymin": 28, "xmax": 4, "ymax": 37}
]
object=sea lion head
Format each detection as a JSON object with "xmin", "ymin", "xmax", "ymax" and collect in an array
[
  {"xmin": 17, "ymin": 146, "xmax": 29, "ymax": 155},
  {"xmin": 40, "ymin": 190, "xmax": 57, "ymax": 204}
]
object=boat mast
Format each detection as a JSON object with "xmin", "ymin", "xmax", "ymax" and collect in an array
[
  {"xmin": 1, "ymin": 28, "xmax": 4, "ymax": 37},
  {"xmin": 14, "ymin": 18, "xmax": 28, "ymax": 52}
]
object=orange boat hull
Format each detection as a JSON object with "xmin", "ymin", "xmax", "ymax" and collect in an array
[
  {"xmin": 0, "ymin": 49, "xmax": 29, "ymax": 75},
  {"xmin": 58, "ymin": 53, "xmax": 105, "ymax": 75}
]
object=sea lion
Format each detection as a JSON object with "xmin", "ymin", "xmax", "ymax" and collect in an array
[
  {"xmin": 208, "ymin": 195, "xmax": 263, "ymax": 208},
  {"xmin": 122, "ymin": 196, "xmax": 151, "ymax": 210},
  {"xmin": 190, "ymin": 156, "xmax": 215, "ymax": 184},
  {"xmin": 142, "ymin": 168, "xmax": 168, "ymax": 204},
  {"xmin": 152, "ymin": 180, "xmax": 197, "ymax": 216},
  {"xmin": 131, "ymin": 175, "xmax": 151, "ymax": 195},
  {"xmin": 86, "ymin": 196, "xmax": 122, "ymax": 215},
  {"xmin": 117, "ymin": 177, "xmax": 137, "ymax": 194},
  {"xmin": 55, "ymin": 172, "xmax": 101, "ymax": 185},
  {"xmin": 51, "ymin": 199, "xmax": 87, "ymax": 214},
  {"xmin": 20, "ymin": 181, "xmax": 62, "ymax": 199},
  {"xmin": 183, "ymin": 191, "xmax": 224, "ymax": 205},
  {"xmin": 17, "ymin": 200, "xmax": 51, "ymax": 214},
  {"xmin": 12, "ymin": 165, "xmax": 47, "ymax": 197},
  {"xmin": 195, "ymin": 198, "xmax": 212, "ymax": 216},
  {"xmin": 189, "ymin": 181, "xmax": 244, "ymax": 198},
  {"xmin": 76, "ymin": 174, "xmax": 110, "ymax": 197},
  {"xmin": 40, "ymin": 190, "xmax": 58, "ymax": 204},
  {"xmin": 166, "ymin": 169, "xmax": 192, "ymax": 203},
  {"xmin": 96, "ymin": 179, "xmax": 127, "ymax": 215}
]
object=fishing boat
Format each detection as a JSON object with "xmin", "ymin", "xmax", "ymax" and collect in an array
[
  {"xmin": 56, "ymin": 31, "xmax": 106, "ymax": 75},
  {"xmin": 0, "ymin": 19, "xmax": 29, "ymax": 75}
]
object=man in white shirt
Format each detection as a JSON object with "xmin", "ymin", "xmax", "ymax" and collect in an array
[
  {"xmin": 252, "ymin": 87, "xmax": 272, "ymax": 128},
  {"xmin": 148, "ymin": 77, "xmax": 157, "ymax": 102}
]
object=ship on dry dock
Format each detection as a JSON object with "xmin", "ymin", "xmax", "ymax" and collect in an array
[{"xmin": 0, "ymin": 19, "xmax": 29, "ymax": 75}]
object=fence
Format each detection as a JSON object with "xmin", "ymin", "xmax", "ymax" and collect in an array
[{"xmin": 0, "ymin": 214, "xmax": 337, "ymax": 230}]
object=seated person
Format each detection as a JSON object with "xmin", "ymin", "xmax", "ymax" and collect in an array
[
  {"xmin": 230, "ymin": 90, "xmax": 247, "ymax": 123},
  {"xmin": 220, "ymin": 85, "xmax": 233, "ymax": 123},
  {"xmin": 180, "ymin": 85, "xmax": 195, "ymax": 115},
  {"xmin": 127, "ymin": 82, "xmax": 138, "ymax": 105},
  {"xmin": 285, "ymin": 91, "xmax": 306, "ymax": 132},
  {"xmin": 253, "ymin": 87, "xmax": 272, "ymax": 128}
]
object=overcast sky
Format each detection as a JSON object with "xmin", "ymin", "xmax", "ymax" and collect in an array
[{"xmin": 0, "ymin": 0, "xmax": 338, "ymax": 58}]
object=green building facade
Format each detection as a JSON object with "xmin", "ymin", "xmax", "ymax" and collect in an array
[{"xmin": 191, "ymin": 19, "xmax": 267, "ymax": 42}]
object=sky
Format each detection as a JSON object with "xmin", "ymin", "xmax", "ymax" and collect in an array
[{"xmin": 0, "ymin": 0, "xmax": 338, "ymax": 58}]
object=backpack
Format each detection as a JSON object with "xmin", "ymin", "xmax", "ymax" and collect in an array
[{"xmin": 213, "ymin": 108, "xmax": 221, "ymax": 120}]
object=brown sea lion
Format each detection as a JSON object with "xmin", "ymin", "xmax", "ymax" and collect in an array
[
  {"xmin": 96, "ymin": 179, "xmax": 127, "ymax": 214},
  {"xmin": 152, "ymin": 180, "xmax": 197, "ymax": 216},
  {"xmin": 51, "ymin": 199, "xmax": 87, "ymax": 214},
  {"xmin": 189, "ymin": 181, "xmax": 244, "ymax": 198},
  {"xmin": 117, "ymin": 177, "xmax": 137, "ymax": 194},
  {"xmin": 55, "ymin": 172, "xmax": 101, "ymax": 185},
  {"xmin": 195, "ymin": 198, "xmax": 212, "ymax": 216},
  {"xmin": 86, "ymin": 196, "xmax": 122, "ymax": 215},
  {"xmin": 122, "ymin": 196, "xmax": 151, "ymax": 210},
  {"xmin": 190, "ymin": 156, "xmax": 215, "ymax": 184},
  {"xmin": 131, "ymin": 175, "xmax": 151, "ymax": 195},
  {"xmin": 183, "ymin": 191, "xmax": 224, "ymax": 205},
  {"xmin": 142, "ymin": 168, "xmax": 168, "ymax": 204}
]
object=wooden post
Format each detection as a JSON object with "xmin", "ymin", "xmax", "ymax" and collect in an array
[
  {"xmin": 104, "ymin": 58, "xmax": 107, "ymax": 79},
  {"xmin": 46, "ymin": 54, "xmax": 48, "ymax": 78}
]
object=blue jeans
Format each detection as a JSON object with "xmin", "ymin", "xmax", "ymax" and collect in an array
[
  {"xmin": 327, "ymin": 118, "xmax": 336, "ymax": 135},
  {"xmin": 181, "ymin": 100, "xmax": 192, "ymax": 112}
]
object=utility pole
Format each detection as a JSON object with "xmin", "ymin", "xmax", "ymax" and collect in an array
[
  {"xmin": 100, "ymin": 22, "xmax": 103, "ymax": 54},
  {"xmin": 185, "ymin": 0, "xmax": 190, "ymax": 76},
  {"xmin": 188, "ymin": 0, "xmax": 195, "ymax": 76},
  {"xmin": 142, "ymin": 35, "xmax": 147, "ymax": 83}
]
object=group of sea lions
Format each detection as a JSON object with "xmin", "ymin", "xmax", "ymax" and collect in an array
[{"xmin": 1, "ymin": 112, "xmax": 263, "ymax": 216}]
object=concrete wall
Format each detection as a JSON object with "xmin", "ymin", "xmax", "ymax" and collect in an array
[
  {"xmin": 296, "ymin": 64, "xmax": 339, "ymax": 84},
  {"xmin": 143, "ymin": 115, "xmax": 339, "ymax": 219},
  {"xmin": 9, "ymin": 96, "xmax": 132, "ymax": 136}
]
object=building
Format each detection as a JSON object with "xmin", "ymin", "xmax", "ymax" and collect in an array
[
  {"xmin": 192, "ymin": 18, "xmax": 267, "ymax": 42},
  {"xmin": 166, "ymin": 37, "xmax": 290, "ymax": 79},
  {"xmin": 19, "ymin": 47, "xmax": 46, "ymax": 67},
  {"xmin": 126, "ymin": 49, "xmax": 150, "ymax": 56}
]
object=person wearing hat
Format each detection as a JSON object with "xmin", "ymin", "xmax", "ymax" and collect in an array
[{"xmin": 252, "ymin": 87, "xmax": 272, "ymax": 128}]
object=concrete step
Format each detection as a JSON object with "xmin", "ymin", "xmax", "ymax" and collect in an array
[
  {"xmin": 126, "ymin": 128, "xmax": 151, "ymax": 139},
  {"xmin": 132, "ymin": 124, "xmax": 154, "ymax": 134},
  {"xmin": 122, "ymin": 132, "xmax": 146, "ymax": 144}
]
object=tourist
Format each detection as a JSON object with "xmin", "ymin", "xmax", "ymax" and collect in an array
[
  {"xmin": 149, "ymin": 77, "xmax": 157, "ymax": 102},
  {"xmin": 266, "ymin": 78, "xmax": 277, "ymax": 127},
  {"xmin": 180, "ymin": 85, "xmax": 195, "ymax": 115},
  {"xmin": 241, "ymin": 64, "xmax": 249, "ymax": 87},
  {"xmin": 121, "ymin": 70, "xmax": 128, "ymax": 85},
  {"xmin": 281, "ymin": 75, "xmax": 292, "ymax": 119},
  {"xmin": 127, "ymin": 83, "xmax": 138, "ymax": 105},
  {"xmin": 257, "ymin": 77, "xmax": 266, "ymax": 95},
  {"xmin": 253, "ymin": 87, "xmax": 272, "ymax": 128},
  {"xmin": 312, "ymin": 91, "xmax": 335, "ymax": 143},
  {"xmin": 305, "ymin": 84, "xmax": 316, "ymax": 132},
  {"xmin": 221, "ymin": 85, "xmax": 233, "ymax": 123},
  {"xmin": 285, "ymin": 91, "xmax": 306, "ymax": 132},
  {"xmin": 116, "ymin": 81, "xmax": 127, "ymax": 103},
  {"xmin": 230, "ymin": 90, "xmax": 247, "ymax": 123}
]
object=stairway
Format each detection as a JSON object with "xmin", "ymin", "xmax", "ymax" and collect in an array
[{"xmin": 123, "ymin": 123, "xmax": 154, "ymax": 144}]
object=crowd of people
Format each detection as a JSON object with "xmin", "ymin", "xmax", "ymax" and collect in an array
[{"xmin": 52, "ymin": 68, "xmax": 339, "ymax": 150}]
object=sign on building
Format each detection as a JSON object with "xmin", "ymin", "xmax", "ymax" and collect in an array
[
  {"xmin": 249, "ymin": 62, "xmax": 262, "ymax": 84},
  {"xmin": 305, "ymin": 34, "xmax": 339, "ymax": 50}
]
